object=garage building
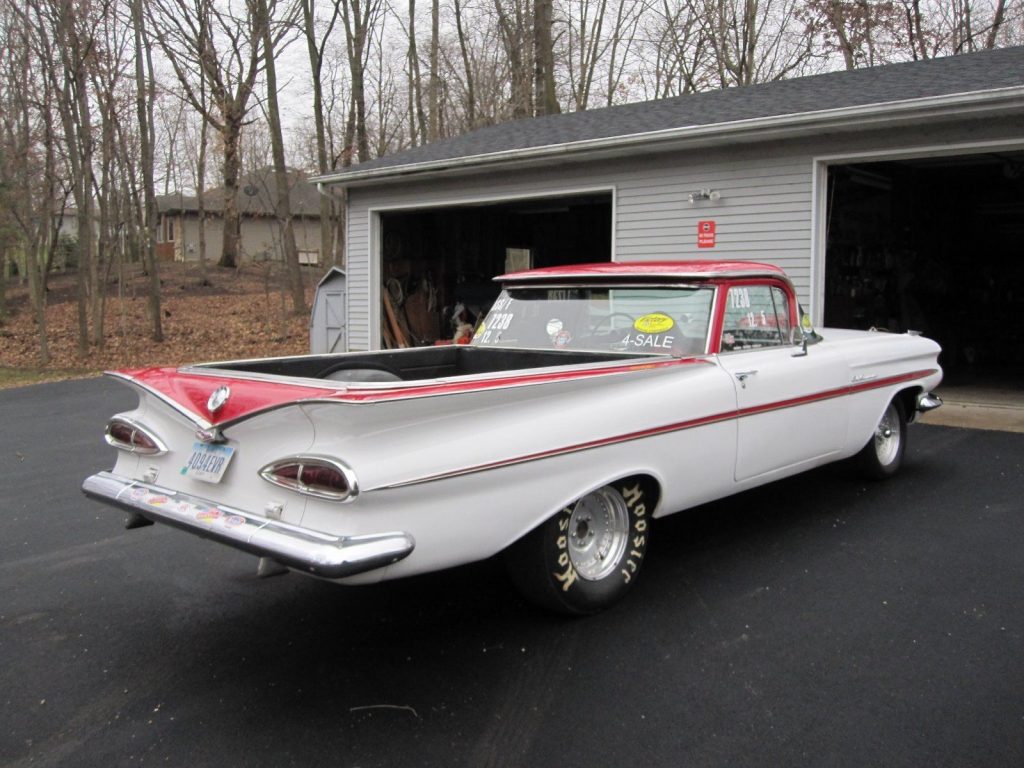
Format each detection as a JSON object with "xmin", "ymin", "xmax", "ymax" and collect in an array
[{"xmin": 315, "ymin": 46, "xmax": 1024, "ymax": 386}]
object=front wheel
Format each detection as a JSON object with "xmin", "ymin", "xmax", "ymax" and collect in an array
[
  {"xmin": 505, "ymin": 479, "xmax": 651, "ymax": 614},
  {"xmin": 857, "ymin": 398, "xmax": 907, "ymax": 479}
]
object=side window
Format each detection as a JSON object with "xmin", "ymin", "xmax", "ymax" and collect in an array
[
  {"xmin": 720, "ymin": 284, "xmax": 787, "ymax": 352},
  {"xmin": 771, "ymin": 286, "xmax": 792, "ymax": 342}
]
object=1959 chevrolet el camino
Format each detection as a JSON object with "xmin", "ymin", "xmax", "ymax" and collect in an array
[{"xmin": 83, "ymin": 261, "xmax": 943, "ymax": 613}]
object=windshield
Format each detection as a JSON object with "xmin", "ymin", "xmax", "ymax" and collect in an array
[{"xmin": 471, "ymin": 285, "xmax": 715, "ymax": 355}]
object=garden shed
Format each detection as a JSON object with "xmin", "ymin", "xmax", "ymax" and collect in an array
[
  {"xmin": 309, "ymin": 267, "xmax": 348, "ymax": 354},
  {"xmin": 315, "ymin": 46, "xmax": 1024, "ymax": 388}
]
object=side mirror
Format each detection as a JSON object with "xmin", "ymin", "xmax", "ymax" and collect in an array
[{"xmin": 792, "ymin": 314, "xmax": 820, "ymax": 357}]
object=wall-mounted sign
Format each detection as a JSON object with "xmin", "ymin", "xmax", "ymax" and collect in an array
[{"xmin": 698, "ymin": 220, "xmax": 716, "ymax": 249}]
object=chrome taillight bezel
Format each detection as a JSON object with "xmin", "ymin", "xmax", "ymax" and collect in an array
[
  {"xmin": 258, "ymin": 455, "xmax": 359, "ymax": 503},
  {"xmin": 104, "ymin": 417, "xmax": 168, "ymax": 456}
]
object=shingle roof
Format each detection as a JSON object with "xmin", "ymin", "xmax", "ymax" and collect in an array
[
  {"xmin": 320, "ymin": 46, "xmax": 1024, "ymax": 183},
  {"xmin": 157, "ymin": 168, "xmax": 322, "ymax": 218}
]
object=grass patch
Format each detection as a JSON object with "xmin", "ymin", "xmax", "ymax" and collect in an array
[{"xmin": 0, "ymin": 367, "xmax": 100, "ymax": 390}]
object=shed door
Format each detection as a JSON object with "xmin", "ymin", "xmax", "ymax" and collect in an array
[{"xmin": 325, "ymin": 290, "xmax": 347, "ymax": 353}]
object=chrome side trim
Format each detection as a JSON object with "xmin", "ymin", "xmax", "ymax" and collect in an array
[
  {"xmin": 372, "ymin": 367, "xmax": 939, "ymax": 491},
  {"xmin": 81, "ymin": 472, "xmax": 413, "ymax": 579},
  {"xmin": 916, "ymin": 392, "xmax": 943, "ymax": 413}
]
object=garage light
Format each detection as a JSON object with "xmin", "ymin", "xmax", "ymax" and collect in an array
[{"xmin": 688, "ymin": 189, "xmax": 721, "ymax": 204}]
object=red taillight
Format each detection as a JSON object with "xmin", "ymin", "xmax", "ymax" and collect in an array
[
  {"xmin": 274, "ymin": 464, "xmax": 301, "ymax": 482},
  {"xmin": 259, "ymin": 457, "xmax": 357, "ymax": 502},
  {"xmin": 108, "ymin": 421, "xmax": 134, "ymax": 444},
  {"xmin": 131, "ymin": 430, "xmax": 160, "ymax": 452},
  {"xmin": 300, "ymin": 465, "xmax": 349, "ymax": 495},
  {"xmin": 104, "ymin": 418, "xmax": 167, "ymax": 455}
]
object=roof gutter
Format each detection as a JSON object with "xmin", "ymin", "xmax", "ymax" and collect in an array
[{"xmin": 312, "ymin": 86, "xmax": 1024, "ymax": 190}]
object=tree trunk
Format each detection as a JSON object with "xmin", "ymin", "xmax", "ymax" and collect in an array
[
  {"xmin": 428, "ymin": 0, "xmax": 440, "ymax": 139},
  {"xmin": 219, "ymin": 121, "xmax": 241, "ymax": 268},
  {"xmin": 407, "ymin": 0, "xmax": 428, "ymax": 145},
  {"xmin": 197, "ymin": 115, "xmax": 209, "ymax": 283},
  {"xmin": 533, "ymin": 0, "xmax": 559, "ymax": 115},
  {"xmin": 986, "ymin": 0, "xmax": 1007, "ymax": 48},
  {"xmin": 132, "ymin": 0, "xmax": 162, "ymax": 340},
  {"xmin": 259, "ymin": 0, "xmax": 305, "ymax": 315},
  {"xmin": 453, "ymin": 0, "xmax": 475, "ymax": 128},
  {"xmin": 494, "ymin": 0, "xmax": 531, "ymax": 118},
  {"xmin": 302, "ymin": 0, "xmax": 340, "ymax": 267}
]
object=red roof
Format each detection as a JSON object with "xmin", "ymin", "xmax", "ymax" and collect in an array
[{"xmin": 498, "ymin": 260, "xmax": 788, "ymax": 282}]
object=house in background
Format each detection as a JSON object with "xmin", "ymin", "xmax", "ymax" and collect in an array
[
  {"xmin": 315, "ymin": 46, "xmax": 1024, "ymax": 389},
  {"xmin": 156, "ymin": 167, "xmax": 325, "ymax": 266}
]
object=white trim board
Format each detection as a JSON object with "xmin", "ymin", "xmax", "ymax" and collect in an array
[{"xmin": 810, "ymin": 137, "xmax": 1024, "ymax": 325}]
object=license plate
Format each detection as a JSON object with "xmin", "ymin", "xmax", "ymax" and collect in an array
[{"xmin": 182, "ymin": 442, "xmax": 235, "ymax": 484}]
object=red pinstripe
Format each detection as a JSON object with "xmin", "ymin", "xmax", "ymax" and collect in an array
[{"xmin": 376, "ymin": 368, "xmax": 938, "ymax": 489}]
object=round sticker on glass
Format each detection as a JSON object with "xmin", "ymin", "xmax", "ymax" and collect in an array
[
  {"xmin": 546, "ymin": 319, "xmax": 563, "ymax": 336},
  {"xmin": 634, "ymin": 313, "xmax": 674, "ymax": 334}
]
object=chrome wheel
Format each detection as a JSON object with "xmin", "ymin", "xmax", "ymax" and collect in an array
[
  {"xmin": 505, "ymin": 478, "xmax": 651, "ymax": 614},
  {"xmin": 567, "ymin": 486, "xmax": 630, "ymax": 581},
  {"xmin": 874, "ymin": 403, "xmax": 902, "ymax": 466}
]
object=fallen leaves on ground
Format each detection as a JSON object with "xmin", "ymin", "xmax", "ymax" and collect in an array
[{"xmin": 0, "ymin": 262, "xmax": 316, "ymax": 387}]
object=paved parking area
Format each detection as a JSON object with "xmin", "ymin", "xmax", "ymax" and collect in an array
[{"xmin": 2, "ymin": 378, "xmax": 1023, "ymax": 767}]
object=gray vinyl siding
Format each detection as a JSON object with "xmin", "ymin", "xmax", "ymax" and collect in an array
[
  {"xmin": 345, "ymin": 200, "xmax": 371, "ymax": 352},
  {"xmin": 342, "ymin": 116, "xmax": 1024, "ymax": 351},
  {"xmin": 346, "ymin": 143, "xmax": 813, "ymax": 351}
]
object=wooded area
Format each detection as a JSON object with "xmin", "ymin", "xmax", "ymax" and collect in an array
[{"xmin": 0, "ymin": 0, "xmax": 1020, "ymax": 367}]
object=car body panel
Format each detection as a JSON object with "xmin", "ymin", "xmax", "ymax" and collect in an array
[{"xmin": 83, "ymin": 262, "xmax": 942, "ymax": 586}]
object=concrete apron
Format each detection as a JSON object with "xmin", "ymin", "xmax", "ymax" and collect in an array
[{"xmin": 919, "ymin": 385, "xmax": 1024, "ymax": 434}]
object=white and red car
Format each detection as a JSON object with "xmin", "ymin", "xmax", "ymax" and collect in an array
[{"xmin": 83, "ymin": 261, "xmax": 943, "ymax": 612}]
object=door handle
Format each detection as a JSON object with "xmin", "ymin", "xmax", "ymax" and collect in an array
[{"xmin": 734, "ymin": 370, "xmax": 758, "ymax": 388}]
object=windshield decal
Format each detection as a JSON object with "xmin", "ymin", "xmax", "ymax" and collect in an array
[
  {"xmin": 633, "ymin": 313, "xmax": 674, "ymax": 334},
  {"xmin": 621, "ymin": 331, "xmax": 676, "ymax": 351}
]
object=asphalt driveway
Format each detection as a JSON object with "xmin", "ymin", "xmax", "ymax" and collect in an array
[{"xmin": 1, "ymin": 377, "xmax": 1022, "ymax": 767}]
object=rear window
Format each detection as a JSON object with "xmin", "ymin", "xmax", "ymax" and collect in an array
[{"xmin": 472, "ymin": 286, "xmax": 715, "ymax": 355}]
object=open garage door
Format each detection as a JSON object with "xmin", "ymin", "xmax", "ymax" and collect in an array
[
  {"xmin": 378, "ymin": 192, "xmax": 611, "ymax": 347},
  {"xmin": 824, "ymin": 152, "xmax": 1024, "ymax": 388}
]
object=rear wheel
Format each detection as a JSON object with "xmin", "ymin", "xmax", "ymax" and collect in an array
[
  {"xmin": 857, "ymin": 398, "xmax": 907, "ymax": 479},
  {"xmin": 505, "ymin": 479, "xmax": 651, "ymax": 614}
]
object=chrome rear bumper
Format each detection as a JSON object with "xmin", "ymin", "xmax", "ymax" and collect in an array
[
  {"xmin": 82, "ymin": 471, "xmax": 414, "ymax": 579},
  {"xmin": 916, "ymin": 392, "xmax": 943, "ymax": 413}
]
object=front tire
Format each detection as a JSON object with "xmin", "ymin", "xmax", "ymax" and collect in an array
[
  {"xmin": 505, "ymin": 479, "xmax": 651, "ymax": 614},
  {"xmin": 857, "ymin": 398, "xmax": 907, "ymax": 479}
]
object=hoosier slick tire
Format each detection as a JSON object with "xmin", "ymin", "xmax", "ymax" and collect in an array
[{"xmin": 505, "ymin": 479, "xmax": 651, "ymax": 614}]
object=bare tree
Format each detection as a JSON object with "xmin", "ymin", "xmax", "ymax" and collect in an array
[
  {"xmin": 340, "ymin": 0, "xmax": 383, "ymax": 162},
  {"xmin": 256, "ymin": 0, "xmax": 306, "ymax": 314},
  {"xmin": 151, "ymin": 0, "xmax": 267, "ymax": 268},
  {"xmin": 407, "ymin": 0, "xmax": 429, "ymax": 145},
  {"xmin": 635, "ymin": 0, "xmax": 710, "ymax": 98},
  {"xmin": 453, "ymin": 0, "xmax": 477, "ymax": 126},
  {"xmin": 534, "ymin": 0, "xmax": 559, "ymax": 114},
  {"xmin": 301, "ymin": 0, "xmax": 343, "ymax": 264},
  {"xmin": 494, "ymin": 0, "xmax": 533, "ymax": 117},
  {"xmin": 131, "ymin": 0, "xmax": 163, "ymax": 340},
  {"xmin": 26, "ymin": 0, "xmax": 103, "ymax": 354},
  {"xmin": 563, "ymin": 0, "xmax": 649, "ymax": 109},
  {"xmin": 703, "ymin": 0, "xmax": 818, "ymax": 87},
  {"xmin": 0, "ymin": 8, "xmax": 54, "ymax": 359}
]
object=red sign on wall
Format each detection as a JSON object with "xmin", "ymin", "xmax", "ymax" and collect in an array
[{"xmin": 697, "ymin": 220, "xmax": 716, "ymax": 248}]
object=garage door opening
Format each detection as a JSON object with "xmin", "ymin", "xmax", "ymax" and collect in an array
[
  {"xmin": 378, "ymin": 192, "xmax": 612, "ymax": 347},
  {"xmin": 824, "ymin": 152, "xmax": 1024, "ymax": 390}
]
